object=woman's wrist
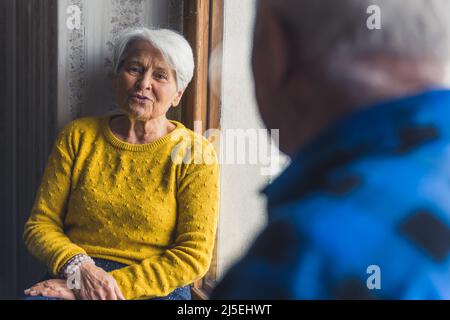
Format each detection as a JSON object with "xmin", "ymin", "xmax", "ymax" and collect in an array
[{"xmin": 60, "ymin": 254, "xmax": 96, "ymax": 279}]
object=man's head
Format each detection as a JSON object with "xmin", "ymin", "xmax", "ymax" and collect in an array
[{"xmin": 253, "ymin": 0, "xmax": 450, "ymax": 156}]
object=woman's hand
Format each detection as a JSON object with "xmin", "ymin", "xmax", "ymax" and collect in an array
[
  {"xmin": 24, "ymin": 279, "xmax": 76, "ymax": 300},
  {"xmin": 75, "ymin": 262, "xmax": 125, "ymax": 300}
]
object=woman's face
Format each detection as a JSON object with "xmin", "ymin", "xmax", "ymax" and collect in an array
[{"xmin": 113, "ymin": 40, "xmax": 184, "ymax": 121}]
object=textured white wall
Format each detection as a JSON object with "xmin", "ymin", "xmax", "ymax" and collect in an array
[{"xmin": 216, "ymin": 0, "xmax": 271, "ymax": 279}]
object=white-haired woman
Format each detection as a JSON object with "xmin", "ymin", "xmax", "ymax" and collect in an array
[{"xmin": 22, "ymin": 28, "xmax": 220, "ymax": 300}]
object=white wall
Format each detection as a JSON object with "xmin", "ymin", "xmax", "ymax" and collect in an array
[{"xmin": 216, "ymin": 0, "xmax": 270, "ymax": 279}]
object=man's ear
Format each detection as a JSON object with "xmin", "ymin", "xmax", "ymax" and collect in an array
[
  {"xmin": 171, "ymin": 90, "xmax": 185, "ymax": 107},
  {"xmin": 256, "ymin": 3, "xmax": 291, "ymax": 88}
]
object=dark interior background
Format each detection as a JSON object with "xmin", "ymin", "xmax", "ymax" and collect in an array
[{"xmin": 0, "ymin": 0, "xmax": 58, "ymax": 299}]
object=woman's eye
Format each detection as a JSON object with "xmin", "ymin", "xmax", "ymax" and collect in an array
[
  {"xmin": 154, "ymin": 73, "xmax": 168, "ymax": 80},
  {"xmin": 128, "ymin": 67, "xmax": 142, "ymax": 74}
]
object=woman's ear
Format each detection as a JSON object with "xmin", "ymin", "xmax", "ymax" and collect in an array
[{"xmin": 171, "ymin": 90, "xmax": 185, "ymax": 107}]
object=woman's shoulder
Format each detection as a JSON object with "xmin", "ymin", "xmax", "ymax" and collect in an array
[
  {"xmin": 172, "ymin": 128, "xmax": 218, "ymax": 157},
  {"xmin": 54, "ymin": 116, "xmax": 107, "ymax": 155},
  {"xmin": 58, "ymin": 115, "xmax": 105, "ymax": 137},
  {"xmin": 171, "ymin": 122, "xmax": 215, "ymax": 147},
  {"xmin": 170, "ymin": 123, "xmax": 218, "ymax": 166}
]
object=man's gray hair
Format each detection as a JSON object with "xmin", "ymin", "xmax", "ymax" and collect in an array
[
  {"xmin": 261, "ymin": 0, "xmax": 450, "ymax": 104},
  {"xmin": 113, "ymin": 28, "xmax": 194, "ymax": 91},
  {"xmin": 267, "ymin": 0, "xmax": 450, "ymax": 63}
]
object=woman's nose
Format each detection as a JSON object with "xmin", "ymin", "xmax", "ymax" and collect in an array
[{"xmin": 135, "ymin": 73, "xmax": 152, "ymax": 90}]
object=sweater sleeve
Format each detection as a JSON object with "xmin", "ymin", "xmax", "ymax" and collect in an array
[
  {"xmin": 109, "ymin": 139, "xmax": 220, "ymax": 300},
  {"xmin": 23, "ymin": 122, "xmax": 87, "ymax": 276}
]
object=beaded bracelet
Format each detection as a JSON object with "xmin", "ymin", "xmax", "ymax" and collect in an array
[{"xmin": 60, "ymin": 254, "xmax": 96, "ymax": 279}]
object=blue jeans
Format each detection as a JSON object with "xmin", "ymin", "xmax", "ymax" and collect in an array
[{"xmin": 22, "ymin": 257, "xmax": 191, "ymax": 300}]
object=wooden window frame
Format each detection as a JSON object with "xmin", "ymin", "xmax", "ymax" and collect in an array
[{"xmin": 181, "ymin": 0, "xmax": 223, "ymax": 300}]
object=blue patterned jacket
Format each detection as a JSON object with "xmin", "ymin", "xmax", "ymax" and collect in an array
[{"xmin": 212, "ymin": 89, "xmax": 450, "ymax": 299}]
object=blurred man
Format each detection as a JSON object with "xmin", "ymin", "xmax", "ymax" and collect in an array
[{"xmin": 212, "ymin": 0, "xmax": 450, "ymax": 299}]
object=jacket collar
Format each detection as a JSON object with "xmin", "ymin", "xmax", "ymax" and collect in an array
[{"xmin": 262, "ymin": 88, "xmax": 450, "ymax": 208}]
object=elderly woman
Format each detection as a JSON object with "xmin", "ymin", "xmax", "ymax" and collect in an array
[{"xmin": 22, "ymin": 28, "xmax": 219, "ymax": 300}]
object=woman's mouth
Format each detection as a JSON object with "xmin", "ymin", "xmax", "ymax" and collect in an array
[{"xmin": 130, "ymin": 94, "xmax": 150, "ymax": 104}]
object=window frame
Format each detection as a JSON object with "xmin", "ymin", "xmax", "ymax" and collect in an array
[{"xmin": 180, "ymin": 0, "xmax": 224, "ymax": 300}]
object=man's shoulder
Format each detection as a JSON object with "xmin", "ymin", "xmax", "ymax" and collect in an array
[{"xmin": 262, "ymin": 153, "xmax": 450, "ymax": 297}]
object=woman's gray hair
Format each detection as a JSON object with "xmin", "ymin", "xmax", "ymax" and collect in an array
[{"xmin": 113, "ymin": 27, "xmax": 194, "ymax": 91}]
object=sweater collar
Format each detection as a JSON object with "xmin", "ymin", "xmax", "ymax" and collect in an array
[{"xmin": 101, "ymin": 114, "xmax": 187, "ymax": 152}]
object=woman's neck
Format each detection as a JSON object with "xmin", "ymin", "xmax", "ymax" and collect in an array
[{"xmin": 110, "ymin": 114, "xmax": 176, "ymax": 144}]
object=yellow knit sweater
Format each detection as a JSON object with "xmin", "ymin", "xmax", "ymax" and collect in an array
[{"xmin": 23, "ymin": 115, "xmax": 220, "ymax": 300}]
